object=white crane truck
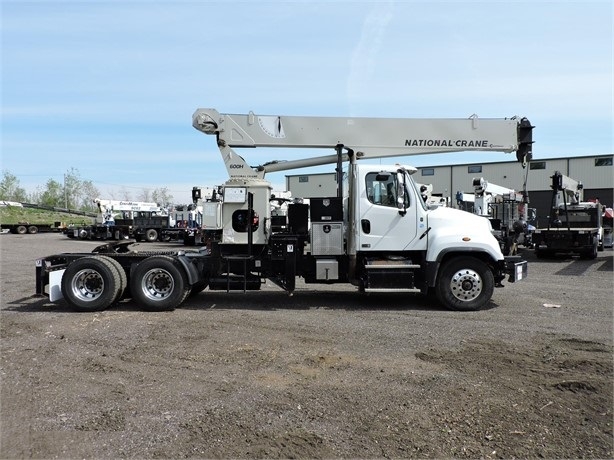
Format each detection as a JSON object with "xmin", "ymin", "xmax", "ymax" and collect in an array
[
  {"xmin": 35, "ymin": 109, "xmax": 533, "ymax": 312},
  {"xmin": 533, "ymin": 171, "xmax": 603, "ymax": 259},
  {"xmin": 461, "ymin": 178, "xmax": 534, "ymax": 255}
]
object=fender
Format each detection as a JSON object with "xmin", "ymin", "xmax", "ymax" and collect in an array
[
  {"xmin": 176, "ymin": 254, "xmax": 202, "ymax": 285},
  {"xmin": 424, "ymin": 207, "xmax": 503, "ymax": 258},
  {"xmin": 130, "ymin": 255, "xmax": 202, "ymax": 286},
  {"xmin": 424, "ymin": 246, "xmax": 501, "ymax": 287}
]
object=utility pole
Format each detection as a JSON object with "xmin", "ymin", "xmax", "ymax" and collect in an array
[{"xmin": 64, "ymin": 174, "xmax": 68, "ymax": 209}]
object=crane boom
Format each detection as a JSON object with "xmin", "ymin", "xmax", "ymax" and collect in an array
[
  {"xmin": 192, "ymin": 109, "xmax": 533, "ymax": 179},
  {"xmin": 551, "ymin": 171, "xmax": 583, "ymax": 206}
]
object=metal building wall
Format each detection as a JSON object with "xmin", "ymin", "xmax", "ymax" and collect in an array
[
  {"xmin": 416, "ymin": 154, "xmax": 613, "ymax": 224},
  {"xmin": 569, "ymin": 157, "xmax": 613, "ymax": 188},
  {"xmin": 415, "ymin": 167, "xmax": 452, "ymax": 196},
  {"xmin": 285, "ymin": 155, "xmax": 612, "ymax": 221}
]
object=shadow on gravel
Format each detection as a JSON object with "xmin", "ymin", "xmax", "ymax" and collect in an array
[
  {"xmin": 522, "ymin": 250, "xmax": 613, "ymax": 274},
  {"xmin": 4, "ymin": 291, "xmax": 499, "ymax": 314},
  {"xmin": 3, "ymin": 295, "xmax": 80, "ymax": 313},
  {"xmin": 179, "ymin": 290, "xmax": 451, "ymax": 312},
  {"xmin": 555, "ymin": 259, "xmax": 602, "ymax": 276},
  {"xmin": 182, "ymin": 290, "xmax": 498, "ymax": 313},
  {"xmin": 597, "ymin": 256, "xmax": 613, "ymax": 271}
]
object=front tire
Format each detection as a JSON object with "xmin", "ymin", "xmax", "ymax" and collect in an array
[
  {"xmin": 61, "ymin": 256, "xmax": 122, "ymax": 312},
  {"xmin": 435, "ymin": 256, "xmax": 495, "ymax": 311},
  {"xmin": 130, "ymin": 256, "xmax": 191, "ymax": 311}
]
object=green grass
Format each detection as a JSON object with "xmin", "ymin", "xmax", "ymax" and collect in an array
[{"xmin": 0, "ymin": 205, "xmax": 94, "ymax": 226}]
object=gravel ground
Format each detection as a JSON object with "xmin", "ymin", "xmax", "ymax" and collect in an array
[{"xmin": 1, "ymin": 233, "xmax": 612, "ymax": 459}]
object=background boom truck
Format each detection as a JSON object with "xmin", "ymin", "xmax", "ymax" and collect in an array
[
  {"xmin": 467, "ymin": 177, "xmax": 534, "ymax": 255},
  {"xmin": 69, "ymin": 199, "xmax": 164, "ymax": 240},
  {"xmin": 35, "ymin": 109, "xmax": 533, "ymax": 312},
  {"xmin": 533, "ymin": 171, "xmax": 603, "ymax": 259},
  {"xmin": 134, "ymin": 189, "xmax": 213, "ymax": 245},
  {"xmin": 132, "ymin": 210, "xmax": 176, "ymax": 242},
  {"xmin": 603, "ymin": 207, "xmax": 613, "ymax": 248}
]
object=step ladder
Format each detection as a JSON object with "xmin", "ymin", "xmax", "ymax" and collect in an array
[{"xmin": 363, "ymin": 258, "xmax": 422, "ymax": 293}]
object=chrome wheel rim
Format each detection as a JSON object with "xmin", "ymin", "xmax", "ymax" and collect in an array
[
  {"xmin": 140, "ymin": 268, "xmax": 174, "ymax": 301},
  {"xmin": 71, "ymin": 269, "xmax": 104, "ymax": 302},
  {"xmin": 449, "ymin": 268, "xmax": 482, "ymax": 302}
]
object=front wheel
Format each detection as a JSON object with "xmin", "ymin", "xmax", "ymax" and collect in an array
[
  {"xmin": 130, "ymin": 256, "xmax": 191, "ymax": 311},
  {"xmin": 435, "ymin": 256, "xmax": 495, "ymax": 311}
]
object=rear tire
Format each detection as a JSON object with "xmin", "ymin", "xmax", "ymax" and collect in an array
[
  {"xmin": 145, "ymin": 229, "xmax": 158, "ymax": 242},
  {"xmin": 188, "ymin": 280, "xmax": 208, "ymax": 297},
  {"xmin": 28, "ymin": 225, "xmax": 38, "ymax": 234},
  {"xmin": 130, "ymin": 255, "xmax": 190, "ymax": 311},
  {"xmin": 61, "ymin": 256, "xmax": 122, "ymax": 312},
  {"xmin": 580, "ymin": 237, "xmax": 598, "ymax": 260},
  {"xmin": 103, "ymin": 257, "xmax": 127, "ymax": 303},
  {"xmin": 435, "ymin": 256, "xmax": 494, "ymax": 311},
  {"xmin": 16, "ymin": 225, "xmax": 27, "ymax": 234},
  {"xmin": 535, "ymin": 247, "xmax": 552, "ymax": 259}
]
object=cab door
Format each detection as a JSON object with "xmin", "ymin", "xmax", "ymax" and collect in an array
[{"xmin": 357, "ymin": 170, "xmax": 421, "ymax": 252}]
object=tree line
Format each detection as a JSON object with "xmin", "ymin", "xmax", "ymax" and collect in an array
[{"xmin": 0, "ymin": 169, "xmax": 174, "ymax": 211}]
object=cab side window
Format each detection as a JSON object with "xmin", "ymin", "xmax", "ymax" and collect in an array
[{"xmin": 366, "ymin": 173, "xmax": 407, "ymax": 208}]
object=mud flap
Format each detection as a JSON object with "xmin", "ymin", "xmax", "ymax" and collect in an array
[{"xmin": 49, "ymin": 269, "xmax": 65, "ymax": 302}]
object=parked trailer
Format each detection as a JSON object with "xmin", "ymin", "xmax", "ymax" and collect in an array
[{"xmin": 1, "ymin": 222, "xmax": 62, "ymax": 235}]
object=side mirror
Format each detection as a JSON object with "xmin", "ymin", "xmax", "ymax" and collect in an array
[{"xmin": 396, "ymin": 172, "xmax": 407, "ymax": 216}]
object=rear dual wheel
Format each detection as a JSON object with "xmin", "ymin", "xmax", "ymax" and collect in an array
[
  {"xmin": 130, "ymin": 256, "xmax": 191, "ymax": 311},
  {"xmin": 580, "ymin": 237, "xmax": 598, "ymax": 260},
  {"xmin": 535, "ymin": 247, "xmax": 549, "ymax": 259},
  {"xmin": 145, "ymin": 228, "xmax": 158, "ymax": 242},
  {"xmin": 61, "ymin": 256, "xmax": 126, "ymax": 312}
]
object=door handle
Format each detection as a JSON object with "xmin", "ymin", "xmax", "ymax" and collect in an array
[{"xmin": 361, "ymin": 219, "xmax": 371, "ymax": 234}]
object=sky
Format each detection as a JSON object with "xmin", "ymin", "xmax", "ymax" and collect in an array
[{"xmin": 1, "ymin": 0, "xmax": 612, "ymax": 205}]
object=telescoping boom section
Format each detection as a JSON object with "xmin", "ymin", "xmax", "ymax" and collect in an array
[
  {"xmin": 35, "ymin": 108, "xmax": 532, "ymax": 314},
  {"xmin": 192, "ymin": 109, "xmax": 534, "ymax": 179}
]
